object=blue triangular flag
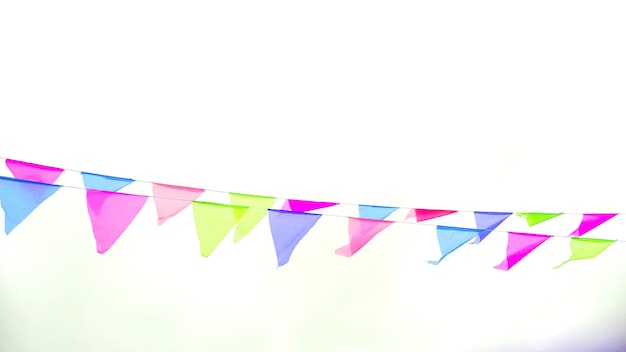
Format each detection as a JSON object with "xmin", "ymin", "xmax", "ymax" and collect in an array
[
  {"xmin": 81, "ymin": 172, "xmax": 134, "ymax": 192},
  {"xmin": 0, "ymin": 176, "xmax": 61, "ymax": 234},
  {"xmin": 472, "ymin": 211, "xmax": 512, "ymax": 243},
  {"xmin": 268, "ymin": 209, "xmax": 322, "ymax": 267},
  {"xmin": 358, "ymin": 204, "xmax": 398, "ymax": 220},
  {"xmin": 428, "ymin": 226, "xmax": 481, "ymax": 265}
]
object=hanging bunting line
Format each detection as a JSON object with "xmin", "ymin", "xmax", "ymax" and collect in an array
[
  {"xmin": 0, "ymin": 174, "xmax": 623, "ymax": 243},
  {"xmin": 0, "ymin": 156, "xmax": 617, "ymax": 217},
  {"xmin": 0, "ymin": 157, "xmax": 622, "ymax": 271}
]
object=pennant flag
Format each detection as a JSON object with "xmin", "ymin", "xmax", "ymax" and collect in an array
[
  {"xmin": 569, "ymin": 213, "xmax": 617, "ymax": 237},
  {"xmin": 6, "ymin": 159, "xmax": 63, "ymax": 183},
  {"xmin": 192, "ymin": 201, "xmax": 248, "ymax": 257},
  {"xmin": 81, "ymin": 172, "xmax": 134, "ymax": 192},
  {"xmin": 229, "ymin": 193, "xmax": 276, "ymax": 242},
  {"xmin": 358, "ymin": 204, "xmax": 398, "ymax": 220},
  {"xmin": 516, "ymin": 212, "xmax": 563, "ymax": 227},
  {"xmin": 406, "ymin": 208, "xmax": 457, "ymax": 222},
  {"xmin": 0, "ymin": 176, "xmax": 61, "ymax": 234},
  {"xmin": 153, "ymin": 183, "xmax": 205, "ymax": 225},
  {"xmin": 335, "ymin": 217, "xmax": 394, "ymax": 257},
  {"xmin": 555, "ymin": 237, "xmax": 616, "ymax": 268},
  {"xmin": 472, "ymin": 211, "xmax": 512, "ymax": 243},
  {"xmin": 494, "ymin": 232, "xmax": 550, "ymax": 271},
  {"xmin": 282, "ymin": 199, "xmax": 338, "ymax": 212},
  {"xmin": 86, "ymin": 190, "xmax": 148, "ymax": 254},
  {"xmin": 268, "ymin": 209, "xmax": 322, "ymax": 266},
  {"xmin": 428, "ymin": 226, "xmax": 481, "ymax": 265}
]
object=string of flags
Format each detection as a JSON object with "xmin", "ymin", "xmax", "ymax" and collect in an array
[{"xmin": 0, "ymin": 157, "xmax": 622, "ymax": 270}]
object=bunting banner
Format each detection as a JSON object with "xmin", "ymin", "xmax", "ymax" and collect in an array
[{"xmin": 0, "ymin": 156, "xmax": 623, "ymax": 270}]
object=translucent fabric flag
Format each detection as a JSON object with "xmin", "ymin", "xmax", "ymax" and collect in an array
[
  {"xmin": 229, "ymin": 193, "xmax": 276, "ymax": 242},
  {"xmin": 86, "ymin": 190, "xmax": 148, "ymax": 254},
  {"xmin": 281, "ymin": 199, "xmax": 338, "ymax": 212},
  {"xmin": 472, "ymin": 211, "xmax": 512, "ymax": 244},
  {"xmin": 335, "ymin": 217, "xmax": 394, "ymax": 257},
  {"xmin": 494, "ymin": 232, "xmax": 550, "ymax": 271},
  {"xmin": 554, "ymin": 238, "xmax": 616, "ymax": 268},
  {"xmin": 428, "ymin": 226, "xmax": 482, "ymax": 265},
  {"xmin": 81, "ymin": 172, "xmax": 134, "ymax": 192},
  {"xmin": 358, "ymin": 204, "xmax": 398, "ymax": 220},
  {"xmin": 569, "ymin": 213, "xmax": 617, "ymax": 237},
  {"xmin": 516, "ymin": 212, "xmax": 563, "ymax": 227},
  {"xmin": 268, "ymin": 209, "xmax": 322, "ymax": 266},
  {"xmin": 0, "ymin": 176, "xmax": 61, "ymax": 234},
  {"xmin": 406, "ymin": 208, "xmax": 457, "ymax": 222},
  {"xmin": 152, "ymin": 183, "xmax": 205, "ymax": 225},
  {"xmin": 6, "ymin": 159, "xmax": 64, "ymax": 183},
  {"xmin": 192, "ymin": 201, "xmax": 248, "ymax": 257}
]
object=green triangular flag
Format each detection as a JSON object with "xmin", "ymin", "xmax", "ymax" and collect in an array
[
  {"xmin": 192, "ymin": 201, "xmax": 248, "ymax": 257},
  {"xmin": 516, "ymin": 212, "xmax": 563, "ymax": 226},
  {"xmin": 554, "ymin": 237, "xmax": 616, "ymax": 268},
  {"xmin": 229, "ymin": 193, "xmax": 276, "ymax": 242}
]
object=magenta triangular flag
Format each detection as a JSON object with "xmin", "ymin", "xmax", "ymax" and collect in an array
[
  {"xmin": 335, "ymin": 217, "xmax": 394, "ymax": 257},
  {"xmin": 152, "ymin": 183, "xmax": 205, "ymax": 225},
  {"xmin": 86, "ymin": 190, "xmax": 148, "ymax": 254},
  {"xmin": 282, "ymin": 199, "xmax": 338, "ymax": 212},
  {"xmin": 406, "ymin": 208, "xmax": 457, "ymax": 222},
  {"xmin": 6, "ymin": 159, "xmax": 63, "ymax": 183},
  {"xmin": 569, "ymin": 213, "xmax": 617, "ymax": 237},
  {"xmin": 494, "ymin": 232, "xmax": 550, "ymax": 271}
]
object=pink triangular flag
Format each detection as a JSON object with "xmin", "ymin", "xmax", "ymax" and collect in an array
[
  {"xmin": 494, "ymin": 232, "xmax": 550, "ymax": 271},
  {"xmin": 335, "ymin": 217, "xmax": 394, "ymax": 257},
  {"xmin": 406, "ymin": 208, "xmax": 457, "ymax": 222},
  {"xmin": 569, "ymin": 213, "xmax": 617, "ymax": 237},
  {"xmin": 86, "ymin": 190, "xmax": 148, "ymax": 254},
  {"xmin": 6, "ymin": 159, "xmax": 64, "ymax": 184},
  {"xmin": 282, "ymin": 199, "xmax": 338, "ymax": 212},
  {"xmin": 152, "ymin": 183, "xmax": 205, "ymax": 225}
]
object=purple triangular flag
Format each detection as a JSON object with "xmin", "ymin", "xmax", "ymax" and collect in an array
[
  {"xmin": 471, "ymin": 211, "xmax": 512, "ymax": 243},
  {"xmin": 268, "ymin": 209, "xmax": 322, "ymax": 266}
]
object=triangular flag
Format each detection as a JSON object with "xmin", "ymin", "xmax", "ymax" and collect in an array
[
  {"xmin": 555, "ymin": 238, "xmax": 616, "ymax": 268},
  {"xmin": 81, "ymin": 172, "xmax": 134, "ymax": 192},
  {"xmin": 428, "ymin": 226, "xmax": 481, "ymax": 265},
  {"xmin": 569, "ymin": 213, "xmax": 617, "ymax": 237},
  {"xmin": 268, "ymin": 209, "xmax": 322, "ymax": 266},
  {"xmin": 358, "ymin": 204, "xmax": 398, "ymax": 220},
  {"xmin": 282, "ymin": 199, "xmax": 338, "ymax": 212},
  {"xmin": 86, "ymin": 190, "xmax": 148, "ymax": 254},
  {"xmin": 472, "ymin": 212, "xmax": 512, "ymax": 243},
  {"xmin": 0, "ymin": 176, "xmax": 61, "ymax": 234},
  {"xmin": 6, "ymin": 159, "xmax": 63, "ymax": 183},
  {"xmin": 152, "ymin": 183, "xmax": 205, "ymax": 225},
  {"xmin": 192, "ymin": 201, "xmax": 248, "ymax": 257},
  {"xmin": 229, "ymin": 193, "xmax": 276, "ymax": 242},
  {"xmin": 516, "ymin": 212, "xmax": 563, "ymax": 226},
  {"xmin": 494, "ymin": 232, "xmax": 550, "ymax": 271},
  {"xmin": 406, "ymin": 209, "xmax": 457, "ymax": 222},
  {"xmin": 335, "ymin": 217, "xmax": 394, "ymax": 257}
]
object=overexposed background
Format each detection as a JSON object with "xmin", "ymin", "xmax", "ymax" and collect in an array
[{"xmin": 2, "ymin": 1, "xmax": 626, "ymax": 351}]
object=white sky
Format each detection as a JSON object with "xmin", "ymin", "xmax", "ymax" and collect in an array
[{"xmin": 2, "ymin": 1, "xmax": 626, "ymax": 351}]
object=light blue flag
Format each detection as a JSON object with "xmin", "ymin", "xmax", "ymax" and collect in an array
[
  {"xmin": 0, "ymin": 176, "xmax": 61, "ymax": 234},
  {"xmin": 428, "ymin": 226, "xmax": 481, "ymax": 265},
  {"xmin": 81, "ymin": 172, "xmax": 134, "ymax": 192},
  {"xmin": 358, "ymin": 204, "xmax": 398, "ymax": 220}
]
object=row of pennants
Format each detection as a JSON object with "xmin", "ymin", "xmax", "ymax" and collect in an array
[{"xmin": 0, "ymin": 158, "xmax": 622, "ymax": 270}]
